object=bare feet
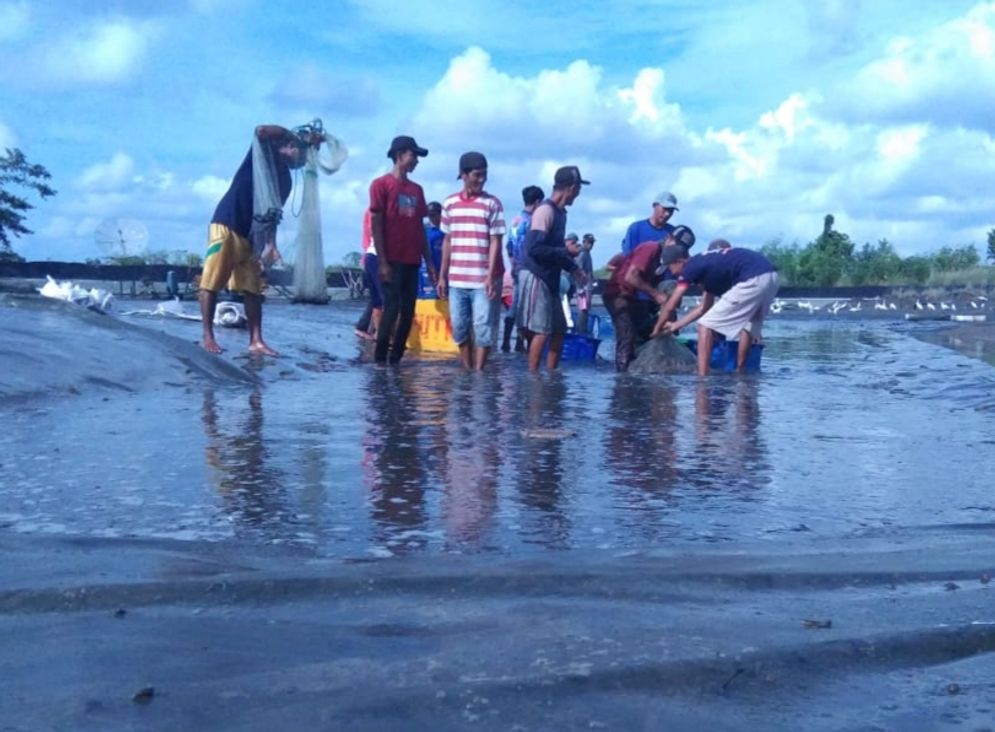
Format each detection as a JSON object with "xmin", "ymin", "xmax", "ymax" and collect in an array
[
  {"xmin": 249, "ymin": 340, "xmax": 279, "ymax": 356},
  {"xmin": 202, "ymin": 337, "xmax": 223, "ymax": 354},
  {"xmin": 354, "ymin": 328, "xmax": 375, "ymax": 341}
]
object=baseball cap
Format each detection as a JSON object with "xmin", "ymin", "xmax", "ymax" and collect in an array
[
  {"xmin": 658, "ymin": 245, "xmax": 690, "ymax": 269},
  {"xmin": 457, "ymin": 151, "xmax": 488, "ymax": 178},
  {"xmin": 554, "ymin": 165, "xmax": 590, "ymax": 187},
  {"xmin": 387, "ymin": 135, "xmax": 428, "ymax": 158},
  {"xmin": 668, "ymin": 225, "xmax": 695, "ymax": 249},
  {"xmin": 582, "ymin": 233, "xmax": 595, "ymax": 242},
  {"xmin": 565, "ymin": 232, "xmax": 579, "ymax": 242},
  {"xmin": 707, "ymin": 238, "xmax": 731, "ymax": 251},
  {"xmin": 654, "ymin": 191, "xmax": 679, "ymax": 210}
]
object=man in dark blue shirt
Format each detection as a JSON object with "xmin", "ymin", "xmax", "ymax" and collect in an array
[
  {"xmin": 654, "ymin": 245, "xmax": 780, "ymax": 375},
  {"xmin": 200, "ymin": 124, "xmax": 317, "ymax": 356}
]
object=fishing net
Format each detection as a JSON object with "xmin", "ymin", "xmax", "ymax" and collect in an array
[
  {"xmin": 291, "ymin": 123, "xmax": 348, "ymax": 304},
  {"xmin": 628, "ymin": 335, "xmax": 696, "ymax": 374}
]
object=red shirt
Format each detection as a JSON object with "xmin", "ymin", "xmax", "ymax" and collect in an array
[
  {"xmin": 603, "ymin": 241, "xmax": 662, "ymax": 298},
  {"xmin": 369, "ymin": 173, "xmax": 429, "ymax": 265}
]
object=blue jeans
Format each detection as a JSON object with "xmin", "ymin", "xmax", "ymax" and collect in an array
[{"xmin": 449, "ymin": 286, "xmax": 500, "ymax": 347}]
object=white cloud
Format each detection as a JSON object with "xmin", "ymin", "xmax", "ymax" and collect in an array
[
  {"xmin": 77, "ymin": 152, "xmax": 135, "ymax": 191},
  {"xmin": 843, "ymin": 2, "xmax": 995, "ymax": 129},
  {"xmin": 191, "ymin": 175, "xmax": 230, "ymax": 201},
  {"xmin": 0, "ymin": 119, "xmax": 15, "ymax": 148},
  {"xmin": 0, "ymin": 1, "xmax": 30, "ymax": 42},
  {"xmin": 42, "ymin": 19, "xmax": 154, "ymax": 84}
]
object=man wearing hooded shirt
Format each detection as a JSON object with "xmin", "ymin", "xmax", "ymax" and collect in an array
[
  {"xmin": 368, "ymin": 135, "xmax": 438, "ymax": 365},
  {"xmin": 516, "ymin": 165, "xmax": 589, "ymax": 371}
]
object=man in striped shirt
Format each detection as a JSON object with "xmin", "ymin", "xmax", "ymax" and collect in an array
[{"xmin": 437, "ymin": 151, "xmax": 507, "ymax": 370}]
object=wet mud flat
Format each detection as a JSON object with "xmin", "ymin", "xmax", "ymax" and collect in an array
[
  {"xmin": 914, "ymin": 322, "xmax": 995, "ymax": 368},
  {"xmin": 3, "ymin": 296, "xmax": 995, "ymax": 730},
  {"xmin": 2, "ymin": 533, "xmax": 995, "ymax": 731}
]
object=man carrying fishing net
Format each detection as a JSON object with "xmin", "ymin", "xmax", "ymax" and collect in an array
[{"xmin": 199, "ymin": 124, "xmax": 322, "ymax": 356}]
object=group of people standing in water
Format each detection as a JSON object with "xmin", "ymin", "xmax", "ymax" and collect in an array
[{"xmin": 198, "ymin": 124, "xmax": 780, "ymax": 376}]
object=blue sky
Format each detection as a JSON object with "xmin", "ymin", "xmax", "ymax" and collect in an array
[{"xmin": 2, "ymin": 0, "xmax": 994, "ymax": 267}]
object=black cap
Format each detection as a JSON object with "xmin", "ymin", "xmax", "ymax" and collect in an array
[
  {"xmin": 658, "ymin": 245, "xmax": 690, "ymax": 268},
  {"xmin": 554, "ymin": 165, "xmax": 590, "ymax": 188},
  {"xmin": 387, "ymin": 135, "xmax": 428, "ymax": 158},
  {"xmin": 707, "ymin": 238, "xmax": 731, "ymax": 251},
  {"xmin": 668, "ymin": 225, "xmax": 696, "ymax": 249},
  {"xmin": 457, "ymin": 151, "xmax": 488, "ymax": 179}
]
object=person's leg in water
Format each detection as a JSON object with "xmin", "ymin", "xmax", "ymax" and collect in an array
[
  {"xmin": 527, "ymin": 332, "xmax": 547, "ymax": 372},
  {"xmin": 375, "ymin": 265, "xmax": 401, "ymax": 365},
  {"xmin": 501, "ymin": 314, "xmax": 514, "ymax": 352},
  {"xmin": 736, "ymin": 328, "xmax": 752, "ymax": 372},
  {"xmin": 244, "ymin": 291, "xmax": 277, "ymax": 356},
  {"xmin": 545, "ymin": 331, "xmax": 565, "ymax": 370},
  {"xmin": 355, "ymin": 300, "xmax": 374, "ymax": 338},
  {"xmin": 450, "ymin": 287, "xmax": 474, "ymax": 369},
  {"xmin": 199, "ymin": 224, "xmax": 239, "ymax": 354},
  {"xmin": 696, "ymin": 323, "xmax": 714, "ymax": 376},
  {"xmin": 473, "ymin": 287, "xmax": 500, "ymax": 370},
  {"xmin": 604, "ymin": 293, "xmax": 635, "ymax": 372},
  {"xmin": 199, "ymin": 288, "xmax": 223, "ymax": 353},
  {"xmin": 388, "ymin": 263, "xmax": 419, "ymax": 364}
]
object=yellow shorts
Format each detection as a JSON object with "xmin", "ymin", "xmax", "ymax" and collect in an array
[{"xmin": 200, "ymin": 223, "xmax": 263, "ymax": 295}]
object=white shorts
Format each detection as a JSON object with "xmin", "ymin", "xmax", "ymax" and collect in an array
[{"xmin": 699, "ymin": 271, "xmax": 780, "ymax": 341}]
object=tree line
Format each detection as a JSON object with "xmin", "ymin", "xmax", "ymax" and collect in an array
[{"xmin": 760, "ymin": 214, "xmax": 995, "ymax": 287}]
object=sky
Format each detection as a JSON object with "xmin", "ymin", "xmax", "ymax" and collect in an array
[{"xmin": 2, "ymin": 0, "xmax": 995, "ymax": 268}]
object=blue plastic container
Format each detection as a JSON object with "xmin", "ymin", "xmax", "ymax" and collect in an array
[
  {"xmin": 417, "ymin": 268, "xmax": 437, "ymax": 299},
  {"xmin": 684, "ymin": 338, "xmax": 764, "ymax": 372},
  {"xmin": 542, "ymin": 332, "xmax": 601, "ymax": 362}
]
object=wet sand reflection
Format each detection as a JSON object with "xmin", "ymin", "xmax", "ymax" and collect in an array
[{"xmin": 201, "ymin": 388, "xmax": 289, "ymax": 537}]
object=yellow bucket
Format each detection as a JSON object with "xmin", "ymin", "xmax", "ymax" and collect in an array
[{"xmin": 407, "ymin": 298, "xmax": 458, "ymax": 353}]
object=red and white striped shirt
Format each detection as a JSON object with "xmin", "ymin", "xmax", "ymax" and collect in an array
[{"xmin": 441, "ymin": 191, "xmax": 506, "ymax": 288}]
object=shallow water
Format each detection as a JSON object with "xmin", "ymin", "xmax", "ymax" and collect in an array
[{"xmin": 2, "ymin": 294, "xmax": 994, "ymax": 730}]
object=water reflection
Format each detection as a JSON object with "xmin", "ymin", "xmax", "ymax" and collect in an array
[
  {"xmin": 512, "ymin": 374, "xmax": 572, "ymax": 548},
  {"xmin": 201, "ymin": 388, "xmax": 288, "ymax": 536},
  {"xmin": 604, "ymin": 378, "xmax": 679, "ymax": 494},
  {"xmin": 687, "ymin": 379, "xmax": 770, "ymax": 494},
  {"xmin": 438, "ymin": 374, "xmax": 500, "ymax": 550},
  {"xmin": 361, "ymin": 369, "xmax": 431, "ymax": 553}
]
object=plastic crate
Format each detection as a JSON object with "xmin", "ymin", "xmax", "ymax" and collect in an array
[
  {"xmin": 559, "ymin": 332, "xmax": 601, "ymax": 361},
  {"xmin": 684, "ymin": 338, "xmax": 764, "ymax": 372}
]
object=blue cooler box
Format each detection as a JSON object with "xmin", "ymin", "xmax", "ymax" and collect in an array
[{"xmin": 684, "ymin": 338, "xmax": 764, "ymax": 372}]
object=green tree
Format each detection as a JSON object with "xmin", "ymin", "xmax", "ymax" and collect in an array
[
  {"xmin": 796, "ymin": 214, "xmax": 854, "ymax": 286},
  {"xmin": 760, "ymin": 237, "xmax": 801, "ymax": 285},
  {"xmin": 1, "ymin": 148, "xmax": 57, "ymax": 256},
  {"xmin": 987, "ymin": 228, "xmax": 995, "ymax": 264},
  {"xmin": 931, "ymin": 244, "xmax": 980, "ymax": 272},
  {"xmin": 342, "ymin": 251, "xmax": 362, "ymax": 268},
  {"xmin": 899, "ymin": 255, "xmax": 931, "ymax": 285},
  {"xmin": 848, "ymin": 239, "xmax": 902, "ymax": 285}
]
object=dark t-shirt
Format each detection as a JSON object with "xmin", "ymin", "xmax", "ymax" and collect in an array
[
  {"xmin": 678, "ymin": 248, "xmax": 776, "ymax": 296},
  {"xmin": 603, "ymin": 241, "xmax": 663, "ymax": 299},
  {"xmin": 369, "ymin": 173, "xmax": 429, "ymax": 265},
  {"xmin": 522, "ymin": 200, "xmax": 576, "ymax": 295},
  {"xmin": 211, "ymin": 147, "xmax": 292, "ymax": 238}
]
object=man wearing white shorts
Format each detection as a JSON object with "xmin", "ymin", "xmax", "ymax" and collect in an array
[{"xmin": 653, "ymin": 246, "xmax": 780, "ymax": 375}]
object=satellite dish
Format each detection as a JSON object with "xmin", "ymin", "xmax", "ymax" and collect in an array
[{"xmin": 94, "ymin": 218, "xmax": 149, "ymax": 258}]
